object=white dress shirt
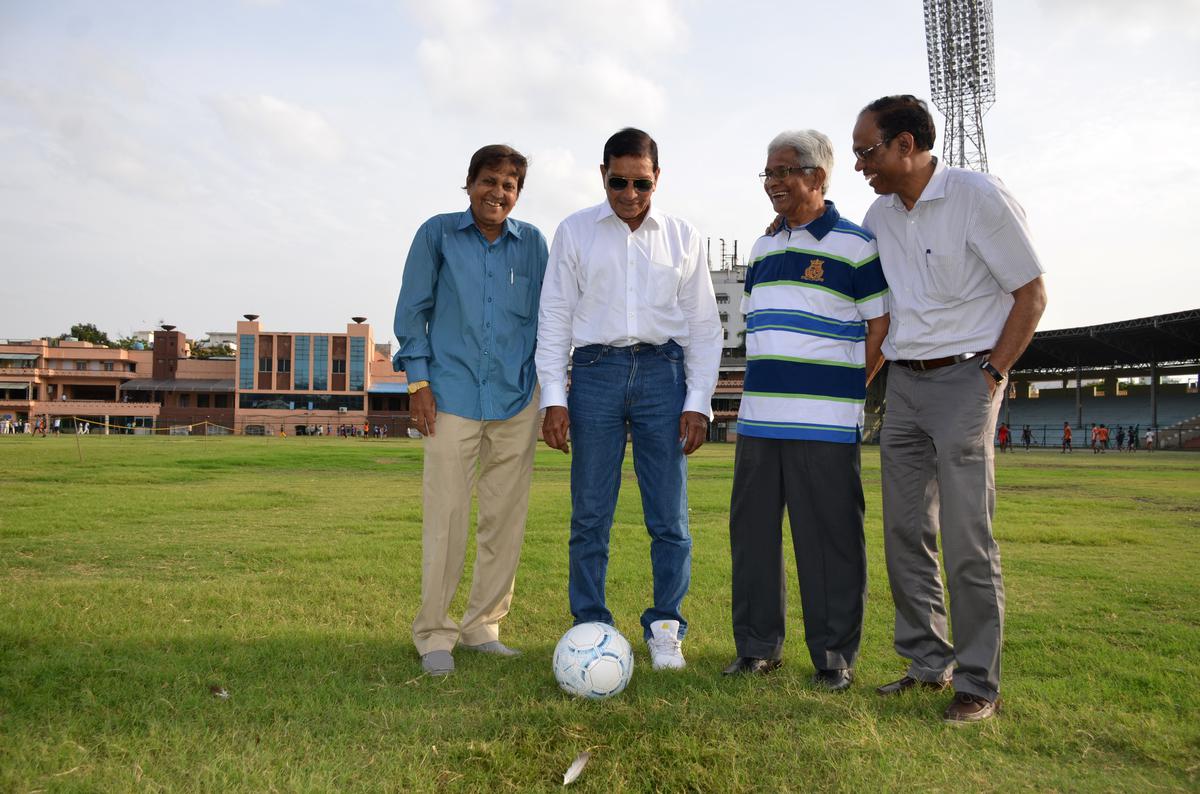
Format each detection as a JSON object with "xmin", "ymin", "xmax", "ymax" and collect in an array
[
  {"xmin": 863, "ymin": 160, "xmax": 1045, "ymax": 361},
  {"xmin": 536, "ymin": 200, "xmax": 723, "ymax": 416}
]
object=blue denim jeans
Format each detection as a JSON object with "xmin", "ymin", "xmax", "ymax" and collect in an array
[{"xmin": 567, "ymin": 341, "xmax": 691, "ymax": 640}]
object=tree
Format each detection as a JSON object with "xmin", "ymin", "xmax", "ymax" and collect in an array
[
  {"xmin": 189, "ymin": 339, "xmax": 235, "ymax": 359},
  {"xmin": 60, "ymin": 323, "xmax": 113, "ymax": 346}
]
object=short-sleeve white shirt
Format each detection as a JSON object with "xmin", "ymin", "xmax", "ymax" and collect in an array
[{"xmin": 863, "ymin": 160, "xmax": 1045, "ymax": 361}]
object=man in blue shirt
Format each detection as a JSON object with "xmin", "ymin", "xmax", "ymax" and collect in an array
[{"xmin": 393, "ymin": 144, "xmax": 548, "ymax": 676}]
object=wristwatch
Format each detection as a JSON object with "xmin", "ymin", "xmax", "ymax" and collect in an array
[
  {"xmin": 407, "ymin": 380, "xmax": 430, "ymax": 394},
  {"xmin": 979, "ymin": 360, "xmax": 1005, "ymax": 384}
]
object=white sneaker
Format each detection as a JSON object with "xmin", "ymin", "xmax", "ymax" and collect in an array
[{"xmin": 647, "ymin": 619, "xmax": 686, "ymax": 670}]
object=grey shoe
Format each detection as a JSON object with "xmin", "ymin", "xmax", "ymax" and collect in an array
[
  {"xmin": 460, "ymin": 640, "xmax": 521, "ymax": 657},
  {"xmin": 421, "ymin": 650, "xmax": 455, "ymax": 675}
]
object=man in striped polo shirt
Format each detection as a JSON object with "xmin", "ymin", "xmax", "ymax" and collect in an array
[{"xmin": 722, "ymin": 130, "xmax": 889, "ymax": 689}]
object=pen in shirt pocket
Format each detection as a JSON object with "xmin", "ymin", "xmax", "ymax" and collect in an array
[{"xmin": 510, "ymin": 268, "xmax": 514, "ymax": 284}]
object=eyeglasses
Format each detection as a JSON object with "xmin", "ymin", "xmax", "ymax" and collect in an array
[
  {"xmin": 759, "ymin": 165, "xmax": 817, "ymax": 182},
  {"xmin": 853, "ymin": 137, "xmax": 892, "ymax": 161},
  {"xmin": 607, "ymin": 176, "xmax": 655, "ymax": 193}
]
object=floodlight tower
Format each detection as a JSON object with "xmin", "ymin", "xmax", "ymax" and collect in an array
[{"xmin": 924, "ymin": 0, "xmax": 995, "ymax": 171}]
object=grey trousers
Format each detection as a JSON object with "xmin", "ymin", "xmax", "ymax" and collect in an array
[
  {"xmin": 729, "ymin": 435, "xmax": 866, "ymax": 670},
  {"xmin": 881, "ymin": 359, "xmax": 1006, "ymax": 701}
]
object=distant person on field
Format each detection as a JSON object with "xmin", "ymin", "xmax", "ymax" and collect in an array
[
  {"xmin": 1145, "ymin": 429, "xmax": 1155, "ymax": 450},
  {"xmin": 1129, "ymin": 425, "xmax": 1138, "ymax": 452},
  {"xmin": 1091, "ymin": 424, "xmax": 1100, "ymax": 453},
  {"xmin": 1099, "ymin": 424, "xmax": 1109, "ymax": 452},
  {"xmin": 854, "ymin": 95, "xmax": 1046, "ymax": 723},
  {"xmin": 536, "ymin": 127, "xmax": 722, "ymax": 670},
  {"xmin": 1021, "ymin": 424, "xmax": 1033, "ymax": 451},
  {"xmin": 394, "ymin": 144, "xmax": 549, "ymax": 677},
  {"xmin": 723, "ymin": 129, "xmax": 888, "ymax": 690},
  {"xmin": 1116, "ymin": 426, "xmax": 1125, "ymax": 451},
  {"xmin": 997, "ymin": 422, "xmax": 1010, "ymax": 453}
]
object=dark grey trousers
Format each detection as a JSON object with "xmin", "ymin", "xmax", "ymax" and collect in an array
[
  {"xmin": 729, "ymin": 435, "xmax": 867, "ymax": 670},
  {"xmin": 881, "ymin": 359, "xmax": 1006, "ymax": 701}
]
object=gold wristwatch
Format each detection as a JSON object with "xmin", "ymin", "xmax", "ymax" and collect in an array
[{"xmin": 407, "ymin": 380, "xmax": 430, "ymax": 394}]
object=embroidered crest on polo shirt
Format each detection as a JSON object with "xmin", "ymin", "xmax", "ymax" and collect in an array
[{"xmin": 803, "ymin": 258, "xmax": 825, "ymax": 282}]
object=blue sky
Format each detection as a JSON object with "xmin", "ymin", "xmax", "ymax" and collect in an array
[{"xmin": 2, "ymin": 0, "xmax": 1198, "ymax": 341}]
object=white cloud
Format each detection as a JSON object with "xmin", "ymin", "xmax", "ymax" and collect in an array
[
  {"xmin": 408, "ymin": 0, "xmax": 685, "ymax": 126},
  {"xmin": 209, "ymin": 94, "xmax": 345, "ymax": 164}
]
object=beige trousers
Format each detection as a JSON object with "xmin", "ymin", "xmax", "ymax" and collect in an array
[{"xmin": 411, "ymin": 395, "xmax": 540, "ymax": 655}]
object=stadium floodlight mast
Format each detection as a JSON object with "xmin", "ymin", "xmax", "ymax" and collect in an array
[{"xmin": 924, "ymin": 0, "xmax": 996, "ymax": 172}]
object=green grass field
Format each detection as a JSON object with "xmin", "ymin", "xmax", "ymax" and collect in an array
[{"xmin": 1, "ymin": 436, "xmax": 1198, "ymax": 792}]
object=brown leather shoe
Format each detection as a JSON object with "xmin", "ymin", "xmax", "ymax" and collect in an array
[
  {"xmin": 943, "ymin": 692, "xmax": 1000, "ymax": 723},
  {"xmin": 875, "ymin": 675, "xmax": 950, "ymax": 696},
  {"xmin": 722, "ymin": 656, "xmax": 782, "ymax": 676}
]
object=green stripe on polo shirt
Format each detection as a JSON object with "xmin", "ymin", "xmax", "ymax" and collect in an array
[
  {"xmin": 753, "ymin": 279, "xmax": 855, "ymax": 301},
  {"xmin": 747, "ymin": 354, "xmax": 864, "ymax": 369},
  {"xmin": 742, "ymin": 390, "xmax": 863, "ymax": 403},
  {"xmin": 748, "ymin": 324, "xmax": 864, "ymax": 342},
  {"xmin": 855, "ymin": 287, "xmax": 889, "ymax": 304}
]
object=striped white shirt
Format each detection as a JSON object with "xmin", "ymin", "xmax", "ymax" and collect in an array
[{"xmin": 863, "ymin": 160, "xmax": 1045, "ymax": 361}]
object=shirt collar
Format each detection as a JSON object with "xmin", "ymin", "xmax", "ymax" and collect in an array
[
  {"xmin": 886, "ymin": 156, "xmax": 947, "ymax": 210},
  {"xmin": 457, "ymin": 207, "xmax": 522, "ymax": 239},
  {"xmin": 595, "ymin": 200, "xmax": 661, "ymax": 231},
  {"xmin": 780, "ymin": 200, "xmax": 839, "ymax": 241}
]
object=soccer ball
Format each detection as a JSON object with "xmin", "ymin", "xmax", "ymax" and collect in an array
[{"xmin": 553, "ymin": 622, "xmax": 634, "ymax": 699}]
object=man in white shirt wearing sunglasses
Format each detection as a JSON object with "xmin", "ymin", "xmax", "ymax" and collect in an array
[{"xmin": 536, "ymin": 127, "xmax": 722, "ymax": 670}]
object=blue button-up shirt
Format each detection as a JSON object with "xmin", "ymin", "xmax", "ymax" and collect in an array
[{"xmin": 393, "ymin": 209, "xmax": 548, "ymax": 421}]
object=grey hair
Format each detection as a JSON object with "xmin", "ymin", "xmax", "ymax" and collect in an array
[{"xmin": 767, "ymin": 129, "xmax": 834, "ymax": 194}]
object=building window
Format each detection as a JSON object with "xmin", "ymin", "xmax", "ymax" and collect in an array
[
  {"xmin": 277, "ymin": 358, "xmax": 291, "ymax": 373},
  {"xmin": 349, "ymin": 337, "xmax": 365, "ymax": 391},
  {"xmin": 214, "ymin": 394, "xmax": 228, "ymax": 408},
  {"xmin": 332, "ymin": 359, "xmax": 346, "ymax": 374},
  {"xmin": 312, "ymin": 335, "xmax": 329, "ymax": 390},
  {"xmin": 102, "ymin": 362, "xmax": 114, "ymax": 372},
  {"xmin": 76, "ymin": 360, "xmax": 88, "ymax": 370},
  {"xmin": 719, "ymin": 312, "xmax": 729, "ymax": 323},
  {"xmin": 259, "ymin": 356, "xmax": 272, "ymax": 372},
  {"xmin": 239, "ymin": 335, "xmax": 256, "ymax": 389},
  {"xmin": 716, "ymin": 293, "xmax": 730, "ymax": 304},
  {"xmin": 294, "ymin": 335, "xmax": 310, "ymax": 390},
  {"xmin": 198, "ymin": 394, "xmax": 210, "ymax": 408},
  {"xmin": 179, "ymin": 393, "xmax": 190, "ymax": 408}
]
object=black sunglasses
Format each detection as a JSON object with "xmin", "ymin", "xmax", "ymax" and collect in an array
[{"xmin": 607, "ymin": 176, "xmax": 655, "ymax": 193}]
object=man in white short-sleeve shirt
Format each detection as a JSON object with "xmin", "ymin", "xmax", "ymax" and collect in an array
[{"xmin": 853, "ymin": 95, "xmax": 1047, "ymax": 724}]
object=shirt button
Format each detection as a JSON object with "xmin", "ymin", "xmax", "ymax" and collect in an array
[
  {"xmin": 488, "ymin": 271, "xmax": 493, "ymax": 276},
  {"xmin": 488, "ymin": 297, "xmax": 493, "ymax": 303}
]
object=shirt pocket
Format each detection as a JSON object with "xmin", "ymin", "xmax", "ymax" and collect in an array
[
  {"xmin": 643, "ymin": 260, "xmax": 680, "ymax": 308},
  {"xmin": 923, "ymin": 252, "xmax": 965, "ymax": 303},
  {"xmin": 506, "ymin": 274, "xmax": 534, "ymax": 319}
]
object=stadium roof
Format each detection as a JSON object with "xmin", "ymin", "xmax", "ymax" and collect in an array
[{"xmin": 1015, "ymin": 309, "xmax": 1200, "ymax": 372}]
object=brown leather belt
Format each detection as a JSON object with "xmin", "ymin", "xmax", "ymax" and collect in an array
[{"xmin": 892, "ymin": 350, "xmax": 990, "ymax": 372}]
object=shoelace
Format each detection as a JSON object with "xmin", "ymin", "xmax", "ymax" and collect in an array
[{"xmin": 649, "ymin": 636, "xmax": 682, "ymax": 656}]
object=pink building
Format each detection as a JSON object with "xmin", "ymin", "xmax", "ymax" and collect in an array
[{"xmin": 0, "ymin": 316, "xmax": 411, "ymax": 435}]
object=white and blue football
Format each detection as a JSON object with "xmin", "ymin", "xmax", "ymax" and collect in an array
[{"xmin": 553, "ymin": 622, "xmax": 634, "ymax": 699}]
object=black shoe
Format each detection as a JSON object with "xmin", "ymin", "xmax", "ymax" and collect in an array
[
  {"xmin": 875, "ymin": 675, "xmax": 950, "ymax": 696},
  {"xmin": 812, "ymin": 668, "xmax": 853, "ymax": 692},
  {"xmin": 721, "ymin": 656, "xmax": 782, "ymax": 676}
]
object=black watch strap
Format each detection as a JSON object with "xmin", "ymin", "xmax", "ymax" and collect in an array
[{"xmin": 980, "ymin": 360, "xmax": 1004, "ymax": 383}]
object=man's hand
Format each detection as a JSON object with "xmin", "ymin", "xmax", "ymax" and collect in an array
[
  {"xmin": 679, "ymin": 411, "xmax": 708, "ymax": 455},
  {"xmin": 542, "ymin": 406, "xmax": 570, "ymax": 454},
  {"xmin": 764, "ymin": 214, "xmax": 785, "ymax": 236},
  {"xmin": 410, "ymin": 387, "xmax": 437, "ymax": 437},
  {"xmin": 982, "ymin": 368, "xmax": 1002, "ymax": 399}
]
